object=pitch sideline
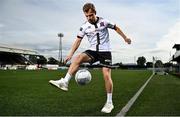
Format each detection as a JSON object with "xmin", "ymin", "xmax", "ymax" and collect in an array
[{"xmin": 116, "ymin": 73, "xmax": 155, "ymax": 116}]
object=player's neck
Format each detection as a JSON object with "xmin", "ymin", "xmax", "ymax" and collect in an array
[{"xmin": 92, "ymin": 16, "xmax": 99, "ymax": 25}]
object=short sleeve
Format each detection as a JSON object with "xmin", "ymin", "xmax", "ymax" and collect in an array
[
  {"xmin": 77, "ymin": 26, "xmax": 85, "ymax": 39},
  {"xmin": 104, "ymin": 19, "xmax": 116, "ymax": 29}
]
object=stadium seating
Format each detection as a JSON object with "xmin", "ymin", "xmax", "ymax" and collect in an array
[{"xmin": 0, "ymin": 52, "xmax": 30, "ymax": 65}]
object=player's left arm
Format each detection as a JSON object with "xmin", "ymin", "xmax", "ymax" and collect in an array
[{"xmin": 114, "ymin": 25, "xmax": 131, "ymax": 44}]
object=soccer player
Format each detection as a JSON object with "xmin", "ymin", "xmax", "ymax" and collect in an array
[{"xmin": 49, "ymin": 3, "xmax": 131, "ymax": 113}]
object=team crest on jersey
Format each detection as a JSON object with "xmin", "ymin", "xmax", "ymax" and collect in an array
[
  {"xmin": 100, "ymin": 22, "xmax": 104, "ymax": 27},
  {"xmin": 80, "ymin": 27, "xmax": 83, "ymax": 31}
]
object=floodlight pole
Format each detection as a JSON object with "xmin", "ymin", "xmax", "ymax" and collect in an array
[
  {"xmin": 153, "ymin": 56, "xmax": 155, "ymax": 74},
  {"xmin": 58, "ymin": 33, "xmax": 64, "ymax": 66}
]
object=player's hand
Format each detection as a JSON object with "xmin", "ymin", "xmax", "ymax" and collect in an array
[
  {"xmin": 125, "ymin": 38, "xmax": 131, "ymax": 44},
  {"xmin": 64, "ymin": 55, "xmax": 72, "ymax": 64}
]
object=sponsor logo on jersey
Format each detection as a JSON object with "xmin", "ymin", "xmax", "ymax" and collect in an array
[
  {"xmin": 100, "ymin": 22, "xmax": 104, "ymax": 27},
  {"xmin": 80, "ymin": 27, "xmax": 83, "ymax": 31}
]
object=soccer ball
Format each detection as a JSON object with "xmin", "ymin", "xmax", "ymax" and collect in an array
[{"xmin": 75, "ymin": 69, "xmax": 92, "ymax": 85}]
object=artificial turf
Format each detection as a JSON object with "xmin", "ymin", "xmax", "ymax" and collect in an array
[
  {"xmin": 0, "ymin": 69, "xmax": 154, "ymax": 116},
  {"xmin": 127, "ymin": 74, "xmax": 180, "ymax": 116}
]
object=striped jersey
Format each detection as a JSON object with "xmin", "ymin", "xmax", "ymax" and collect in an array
[{"xmin": 77, "ymin": 17, "xmax": 116, "ymax": 52}]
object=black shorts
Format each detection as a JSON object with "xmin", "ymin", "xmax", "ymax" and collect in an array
[{"xmin": 83, "ymin": 50, "xmax": 112, "ymax": 68}]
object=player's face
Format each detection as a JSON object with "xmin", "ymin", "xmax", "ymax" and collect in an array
[{"xmin": 84, "ymin": 9, "xmax": 96, "ymax": 24}]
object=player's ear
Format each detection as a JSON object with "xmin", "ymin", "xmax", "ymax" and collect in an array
[{"xmin": 95, "ymin": 10, "xmax": 96, "ymax": 15}]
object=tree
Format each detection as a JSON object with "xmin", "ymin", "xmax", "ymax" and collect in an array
[
  {"xmin": 146, "ymin": 62, "xmax": 153, "ymax": 68},
  {"xmin": 155, "ymin": 60, "xmax": 163, "ymax": 68},
  {"xmin": 137, "ymin": 56, "xmax": 146, "ymax": 67}
]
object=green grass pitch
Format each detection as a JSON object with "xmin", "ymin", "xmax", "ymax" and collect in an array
[
  {"xmin": 0, "ymin": 69, "xmax": 179, "ymax": 116},
  {"xmin": 127, "ymin": 73, "xmax": 180, "ymax": 116}
]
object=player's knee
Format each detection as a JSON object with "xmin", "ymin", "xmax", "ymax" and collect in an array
[
  {"xmin": 73, "ymin": 55, "xmax": 82, "ymax": 64},
  {"xmin": 103, "ymin": 73, "xmax": 111, "ymax": 80},
  {"xmin": 103, "ymin": 68, "xmax": 110, "ymax": 77}
]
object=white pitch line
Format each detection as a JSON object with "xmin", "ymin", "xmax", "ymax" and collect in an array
[{"xmin": 116, "ymin": 73, "xmax": 155, "ymax": 117}]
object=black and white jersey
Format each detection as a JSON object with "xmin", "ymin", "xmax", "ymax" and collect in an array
[{"xmin": 77, "ymin": 17, "xmax": 116, "ymax": 52}]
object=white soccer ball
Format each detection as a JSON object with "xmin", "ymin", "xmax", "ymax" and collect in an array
[{"xmin": 75, "ymin": 69, "xmax": 92, "ymax": 85}]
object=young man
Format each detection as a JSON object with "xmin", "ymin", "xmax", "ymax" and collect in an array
[{"xmin": 49, "ymin": 3, "xmax": 131, "ymax": 113}]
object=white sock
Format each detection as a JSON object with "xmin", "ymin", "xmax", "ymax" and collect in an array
[
  {"xmin": 63, "ymin": 73, "xmax": 72, "ymax": 84},
  {"xmin": 107, "ymin": 93, "xmax": 113, "ymax": 104}
]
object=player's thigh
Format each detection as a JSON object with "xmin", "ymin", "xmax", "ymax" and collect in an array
[
  {"xmin": 74, "ymin": 53, "xmax": 92, "ymax": 63},
  {"xmin": 102, "ymin": 67, "xmax": 111, "ymax": 78}
]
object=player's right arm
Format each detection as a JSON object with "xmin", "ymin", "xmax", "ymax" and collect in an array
[
  {"xmin": 64, "ymin": 37, "xmax": 82, "ymax": 63},
  {"xmin": 114, "ymin": 25, "xmax": 131, "ymax": 44},
  {"xmin": 65, "ymin": 24, "xmax": 85, "ymax": 63}
]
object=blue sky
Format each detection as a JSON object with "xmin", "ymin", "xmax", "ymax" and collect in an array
[{"xmin": 0, "ymin": 0, "xmax": 180, "ymax": 63}]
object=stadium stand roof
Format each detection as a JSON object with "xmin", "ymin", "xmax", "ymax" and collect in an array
[
  {"xmin": 173, "ymin": 44, "xmax": 180, "ymax": 50},
  {"xmin": 0, "ymin": 43, "xmax": 38, "ymax": 55},
  {"xmin": 174, "ymin": 51, "xmax": 180, "ymax": 59}
]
